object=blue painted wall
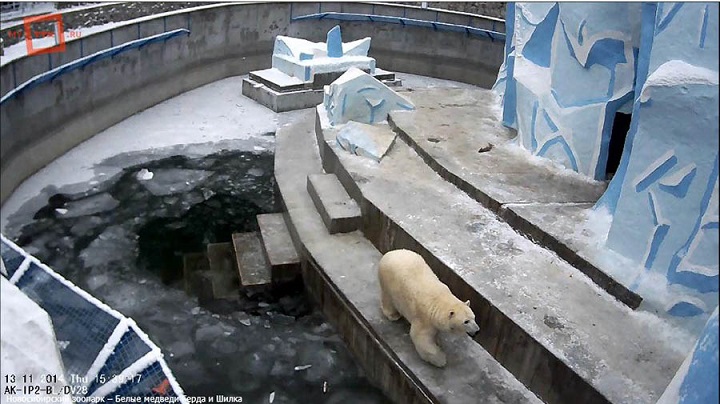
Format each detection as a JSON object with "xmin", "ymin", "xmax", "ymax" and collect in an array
[
  {"xmin": 496, "ymin": 2, "xmax": 719, "ymax": 321},
  {"xmin": 604, "ymin": 3, "xmax": 719, "ymax": 319},
  {"xmin": 494, "ymin": 2, "xmax": 642, "ymax": 179},
  {"xmin": 658, "ymin": 307, "xmax": 719, "ymax": 404}
]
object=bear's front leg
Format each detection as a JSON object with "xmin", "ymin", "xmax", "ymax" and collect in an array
[
  {"xmin": 410, "ymin": 323, "xmax": 447, "ymax": 367},
  {"xmin": 380, "ymin": 285, "xmax": 402, "ymax": 321}
]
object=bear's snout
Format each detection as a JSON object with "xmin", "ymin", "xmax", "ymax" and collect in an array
[{"xmin": 464, "ymin": 321, "xmax": 480, "ymax": 337}]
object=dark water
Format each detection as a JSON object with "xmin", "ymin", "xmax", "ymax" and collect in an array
[{"xmin": 5, "ymin": 146, "xmax": 389, "ymax": 404}]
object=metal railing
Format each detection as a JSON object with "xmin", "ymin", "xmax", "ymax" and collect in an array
[
  {"xmin": 292, "ymin": 11, "xmax": 505, "ymax": 42},
  {"xmin": 0, "ymin": 28, "xmax": 190, "ymax": 105}
]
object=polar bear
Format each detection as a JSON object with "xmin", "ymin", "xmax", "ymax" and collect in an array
[{"xmin": 378, "ymin": 249, "xmax": 480, "ymax": 367}]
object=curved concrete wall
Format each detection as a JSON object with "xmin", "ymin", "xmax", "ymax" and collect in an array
[{"xmin": 0, "ymin": 2, "xmax": 505, "ymax": 204}]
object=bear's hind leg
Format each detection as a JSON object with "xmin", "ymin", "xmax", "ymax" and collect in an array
[
  {"xmin": 410, "ymin": 323, "xmax": 447, "ymax": 367},
  {"xmin": 380, "ymin": 287, "xmax": 401, "ymax": 321}
]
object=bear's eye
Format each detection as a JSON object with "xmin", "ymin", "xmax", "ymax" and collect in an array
[{"xmin": 464, "ymin": 320, "xmax": 470, "ymax": 324}]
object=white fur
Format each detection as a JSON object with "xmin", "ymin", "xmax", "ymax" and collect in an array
[{"xmin": 378, "ymin": 249, "xmax": 480, "ymax": 367}]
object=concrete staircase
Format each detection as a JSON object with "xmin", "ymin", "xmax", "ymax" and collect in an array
[{"xmin": 183, "ymin": 214, "xmax": 301, "ymax": 301}]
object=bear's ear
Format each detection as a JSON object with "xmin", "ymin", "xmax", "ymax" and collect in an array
[
  {"xmin": 449, "ymin": 310, "xmax": 455, "ymax": 319},
  {"xmin": 464, "ymin": 300, "xmax": 470, "ymax": 306}
]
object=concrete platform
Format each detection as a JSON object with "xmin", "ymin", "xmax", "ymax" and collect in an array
[
  {"xmin": 307, "ymin": 173, "xmax": 361, "ymax": 234},
  {"xmin": 256, "ymin": 213, "xmax": 300, "ymax": 283},
  {"xmin": 275, "ymin": 111, "xmax": 541, "ymax": 404},
  {"xmin": 387, "ymin": 88, "xmax": 641, "ymax": 309},
  {"xmin": 242, "ymin": 68, "xmax": 401, "ymax": 113},
  {"xmin": 232, "ymin": 232, "xmax": 271, "ymax": 289},
  {"xmin": 314, "ymin": 106, "xmax": 685, "ymax": 403}
]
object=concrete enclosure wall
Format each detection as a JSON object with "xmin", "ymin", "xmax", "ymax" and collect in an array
[{"xmin": 0, "ymin": 2, "xmax": 505, "ymax": 205}]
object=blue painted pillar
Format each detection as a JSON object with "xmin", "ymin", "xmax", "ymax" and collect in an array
[{"xmin": 657, "ymin": 306, "xmax": 719, "ymax": 403}]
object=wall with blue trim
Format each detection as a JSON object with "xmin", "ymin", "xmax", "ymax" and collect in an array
[{"xmin": 496, "ymin": 2, "xmax": 719, "ymax": 321}]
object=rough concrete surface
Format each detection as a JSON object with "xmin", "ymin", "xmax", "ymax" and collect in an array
[
  {"xmin": 316, "ymin": 106, "xmax": 685, "ymax": 403},
  {"xmin": 232, "ymin": 232, "xmax": 270, "ymax": 288},
  {"xmin": 390, "ymin": 88, "xmax": 607, "ymax": 208},
  {"xmin": 276, "ymin": 111, "xmax": 541, "ymax": 404}
]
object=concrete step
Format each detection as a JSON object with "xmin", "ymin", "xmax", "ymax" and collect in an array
[
  {"xmin": 275, "ymin": 111, "xmax": 541, "ymax": 404},
  {"xmin": 232, "ymin": 232, "xmax": 271, "ymax": 289},
  {"xmin": 306, "ymin": 173, "xmax": 361, "ymax": 234},
  {"xmin": 256, "ymin": 213, "xmax": 301, "ymax": 283},
  {"xmin": 206, "ymin": 242, "xmax": 239, "ymax": 300}
]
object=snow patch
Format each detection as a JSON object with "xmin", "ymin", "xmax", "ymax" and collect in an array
[{"xmin": 640, "ymin": 60, "xmax": 720, "ymax": 102}]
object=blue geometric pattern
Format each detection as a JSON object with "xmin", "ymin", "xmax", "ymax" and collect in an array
[
  {"xmin": 1, "ymin": 238, "xmax": 26, "ymax": 278},
  {"xmin": 496, "ymin": 2, "xmax": 719, "ymax": 320},
  {"xmin": 602, "ymin": 3, "xmax": 719, "ymax": 319},
  {"xmin": 496, "ymin": 2, "xmax": 641, "ymax": 179}
]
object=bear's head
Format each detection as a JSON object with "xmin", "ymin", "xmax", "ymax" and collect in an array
[{"xmin": 447, "ymin": 300, "xmax": 480, "ymax": 336}]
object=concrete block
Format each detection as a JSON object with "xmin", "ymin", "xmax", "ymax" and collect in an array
[
  {"xmin": 323, "ymin": 68, "xmax": 414, "ymax": 126},
  {"xmin": 206, "ymin": 242, "xmax": 239, "ymax": 300},
  {"xmin": 307, "ymin": 173, "xmax": 361, "ymax": 234},
  {"xmin": 182, "ymin": 252, "xmax": 210, "ymax": 295},
  {"xmin": 257, "ymin": 213, "xmax": 301, "ymax": 283},
  {"xmin": 336, "ymin": 121, "xmax": 397, "ymax": 163},
  {"xmin": 232, "ymin": 232, "xmax": 271, "ymax": 289}
]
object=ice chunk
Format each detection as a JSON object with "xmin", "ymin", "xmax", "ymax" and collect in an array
[
  {"xmin": 136, "ymin": 168, "xmax": 154, "ymax": 181},
  {"xmin": 336, "ymin": 121, "xmax": 397, "ymax": 163},
  {"xmin": 140, "ymin": 169, "xmax": 212, "ymax": 196},
  {"xmin": 79, "ymin": 225, "xmax": 136, "ymax": 268},
  {"xmin": 62, "ymin": 193, "xmax": 119, "ymax": 218}
]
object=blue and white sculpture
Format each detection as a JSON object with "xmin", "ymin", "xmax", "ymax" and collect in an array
[
  {"xmin": 323, "ymin": 68, "xmax": 414, "ymax": 126},
  {"xmin": 272, "ymin": 25, "xmax": 375, "ymax": 82}
]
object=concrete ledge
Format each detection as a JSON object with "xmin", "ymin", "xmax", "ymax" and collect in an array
[
  {"xmin": 242, "ymin": 77, "xmax": 326, "ymax": 113},
  {"xmin": 307, "ymin": 173, "xmax": 362, "ymax": 234}
]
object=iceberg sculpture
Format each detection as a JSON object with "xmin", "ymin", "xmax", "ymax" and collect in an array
[
  {"xmin": 324, "ymin": 68, "xmax": 414, "ymax": 126},
  {"xmin": 272, "ymin": 25, "xmax": 375, "ymax": 82}
]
